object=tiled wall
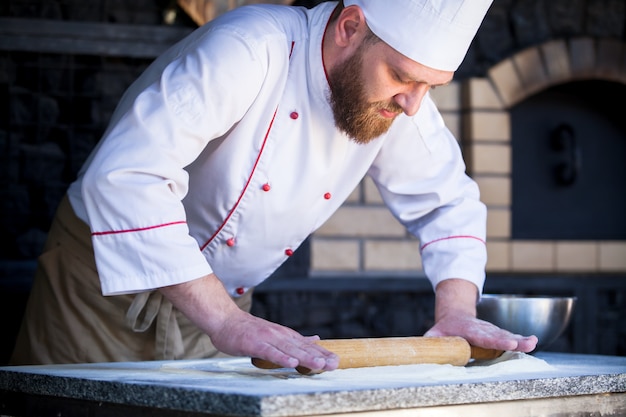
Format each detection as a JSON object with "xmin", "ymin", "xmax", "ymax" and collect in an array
[{"xmin": 310, "ymin": 37, "xmax": 626, "ymax": 276}]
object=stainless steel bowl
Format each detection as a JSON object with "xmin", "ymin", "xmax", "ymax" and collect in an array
[{"xmin": 476, "ymin": 294, "xmax": 577, "ymax": 351}]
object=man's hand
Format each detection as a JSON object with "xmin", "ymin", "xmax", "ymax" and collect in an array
[
  {"xmin": 159, "ymin": 274, "xmax": 339, "ymax": 372},
  {"xmin": 424, "ymin": 314, "xmax": 538, "ymax": 353},
  {"xmin": 210, "ymin": 307, "xmax": 340, "ymax": 371},
  {"xmin": 424, "ymin": 279, "xmax": 538, "ymax": 353}
]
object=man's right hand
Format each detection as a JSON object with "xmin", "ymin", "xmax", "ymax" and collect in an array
[{"xmin": 159, "ymin": 274, "xmax": 339, "ymax": 372}]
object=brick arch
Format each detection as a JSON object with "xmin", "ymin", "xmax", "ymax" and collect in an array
[
  {"xmin": 462, "ymin": 37, "xmax": 626, "ymax": 274},
  {"xmin": 486, "ymin": 37, "xmax": 626, "ymax": 109}
]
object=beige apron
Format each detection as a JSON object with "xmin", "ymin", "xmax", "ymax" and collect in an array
[{"xmin": 10, "ymin": 195, "xmax": 253, "ymax": 365}]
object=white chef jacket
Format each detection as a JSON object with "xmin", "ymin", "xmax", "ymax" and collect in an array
[{"xmin": 67, "ymin": 2, "xmax": 487, "ymax": 297}]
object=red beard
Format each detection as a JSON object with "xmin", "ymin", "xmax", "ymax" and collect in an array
[{"xmin": 327, "ymin": 43, "xmax": 402, "ymax": 144}]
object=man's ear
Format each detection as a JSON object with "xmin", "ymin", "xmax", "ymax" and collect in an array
[{"xmin": 334, "ymin": 5, "xmax": 367, "ymax": 48}]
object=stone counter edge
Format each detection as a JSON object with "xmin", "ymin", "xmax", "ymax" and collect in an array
[{"xmin": 1, "ymin": 370, "xmax": 625, "ymax": 416}]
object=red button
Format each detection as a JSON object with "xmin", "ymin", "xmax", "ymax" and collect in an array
[
  {"xmin": 236, "ymin": 287, "xmax": 245, "ymax": 295},
  {"xmin": 262, "ymin": 183, "xmax": 271, "ymax": 192},
  {"xmin": 324, "ymin": 192, "xmax": 332, "ymax": 200},
  {"xmin": 290, "ymin": 111, "xmax": 299, "ymax": 120},
  {"xmin": 226, "ymin": 237, "xmax": 236, "ymax": 247},
  {"xmin": 285, "ymin": 249, "xmax": 294, "ymax": 257}
]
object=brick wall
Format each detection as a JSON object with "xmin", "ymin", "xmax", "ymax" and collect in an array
[
  {"xmin": 3, "ymin": 0, "xmax": 625, "ymax": 275},
  {"xmin": 300, "ymin": 1, "xmax": 626, "ymax": 277},
  {"xmin": 310, "ymin": 43, "xmax": 626, "ymax": 275},
  {"xmin": 462, "ymin": 38, "xmax": 626, "ymax": 274}
]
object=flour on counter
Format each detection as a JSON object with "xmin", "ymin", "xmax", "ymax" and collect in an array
[
  {"xmin": 296, "ymin": 351, "xmax": 555, "ymax": 384},
  {"xmin": 157, "ymin": 351, "xmax": 555, "ymax": 385}
]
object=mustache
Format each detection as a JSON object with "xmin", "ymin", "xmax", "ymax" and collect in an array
[{"xmin": 376, "ymin": 101, "xmax": 403, "ymax": 115}]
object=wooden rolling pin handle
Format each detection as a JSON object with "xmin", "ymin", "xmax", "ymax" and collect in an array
[
  {"xmin": 252, "ymin": 348, "xmax": 503, "ymax": 373},
  {"xmin": 471, "ymin": 346, "xmax": 505, "ymax": 360},
  {"xmin": 249, "ymin": 359, "xmax": 327, "ymax": 375},
  {"xmin": 251, "ymin": 336, "xmax": 503, "ymax": 374},
  {"xmin": 251, "ymin": 357, "xmax": 287, "ymax": 370}
]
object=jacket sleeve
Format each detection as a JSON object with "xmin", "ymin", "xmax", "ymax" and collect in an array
[
  {"xmin": 80, "ymin": 25, "xmax": 278, "ymax": 295},
  {"xmin": 367, "ymin": 93, "xmax": 487, "ymax": 293}
]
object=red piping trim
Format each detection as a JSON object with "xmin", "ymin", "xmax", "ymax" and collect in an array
[
  {"xmin": 200, "ymin": 40, "xmax": 296, "ymax": 251},
  {"xmin": 92, "ymin": 220, "xmax": 187, "ymax": 236},
  {"xmin": 200, "ymin": 108, "xmax": 278, "ymax": 251},
  {"xmin": 93, "ymin": 42, "xmax": 297, "ymax": 242},
  {"xmin": 420, "ymin": 235, "xmax": 485, "ymax": 251}
]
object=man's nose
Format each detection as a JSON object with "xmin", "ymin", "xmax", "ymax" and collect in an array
[{"xmin": 394, "ymin": 84, "xmax": 429, "ymax": 116}]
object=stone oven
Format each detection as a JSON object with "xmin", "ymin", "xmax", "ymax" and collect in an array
[{"xmin": 1, "ymin": 0, "xmax": 625, "ymax": 364}]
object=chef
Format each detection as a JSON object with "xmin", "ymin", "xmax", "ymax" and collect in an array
[{"xmin": 11, "ymin": 0, "xmax": 538, "ymax": 370}]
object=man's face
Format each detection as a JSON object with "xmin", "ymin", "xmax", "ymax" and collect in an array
[
  {"xmin": 327, "ymin": 33, "xmax": 454, "ymax": 145},
  {"xmin": 327, "ymin": 40, "xmax": 403, "ymax": 145}
]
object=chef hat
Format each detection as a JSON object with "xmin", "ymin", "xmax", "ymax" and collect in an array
[{"xmin": 343, "ymin": 0, "xmax": 493, "ymax": 71}]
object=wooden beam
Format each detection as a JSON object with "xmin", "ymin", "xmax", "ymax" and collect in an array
[
  {"xmin": 177, "ymin": 0, "xmax": 292, "ymax": 26},
  {"xmin": 0, "ymin": 18, "xmax": 192, "ymax": 58}
]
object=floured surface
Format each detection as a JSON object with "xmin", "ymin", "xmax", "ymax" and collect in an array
[
  {"xmin": 2, "ymin": 353, "xmax": 626, "ymax": 417},
  {"xmin": 143, "ymin": 351, "xmax": 556, "ymax": 391},
  {"xmin": 297, "ymin": 351, "xmax": 555, "ymax": 385},
  {"xmin": 0, "ymin": 352, "xmax": 568, "ymax": 396}
]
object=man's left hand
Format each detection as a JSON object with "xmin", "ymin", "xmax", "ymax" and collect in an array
[
  {"xmin": 425, "ymin": 279, "xmax": 538, "ymax": 353},
  {"xmin": 424, "ymin": 313, "xmax": 538, "ymax": 353}
]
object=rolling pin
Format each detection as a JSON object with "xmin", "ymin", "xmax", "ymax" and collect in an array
[{"xmin": 251, "ymin": 336, "xmax": 503, "ymax": 374}]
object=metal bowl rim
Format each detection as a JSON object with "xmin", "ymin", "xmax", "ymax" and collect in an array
[{"xmin": 480, "ymin": 294, "xmax": 577, "ymax": 301}]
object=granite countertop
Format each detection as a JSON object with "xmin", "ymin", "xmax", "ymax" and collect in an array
[{"xmin": 1, "ymin": 352, "xmax": 625, "ymax": 416}]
